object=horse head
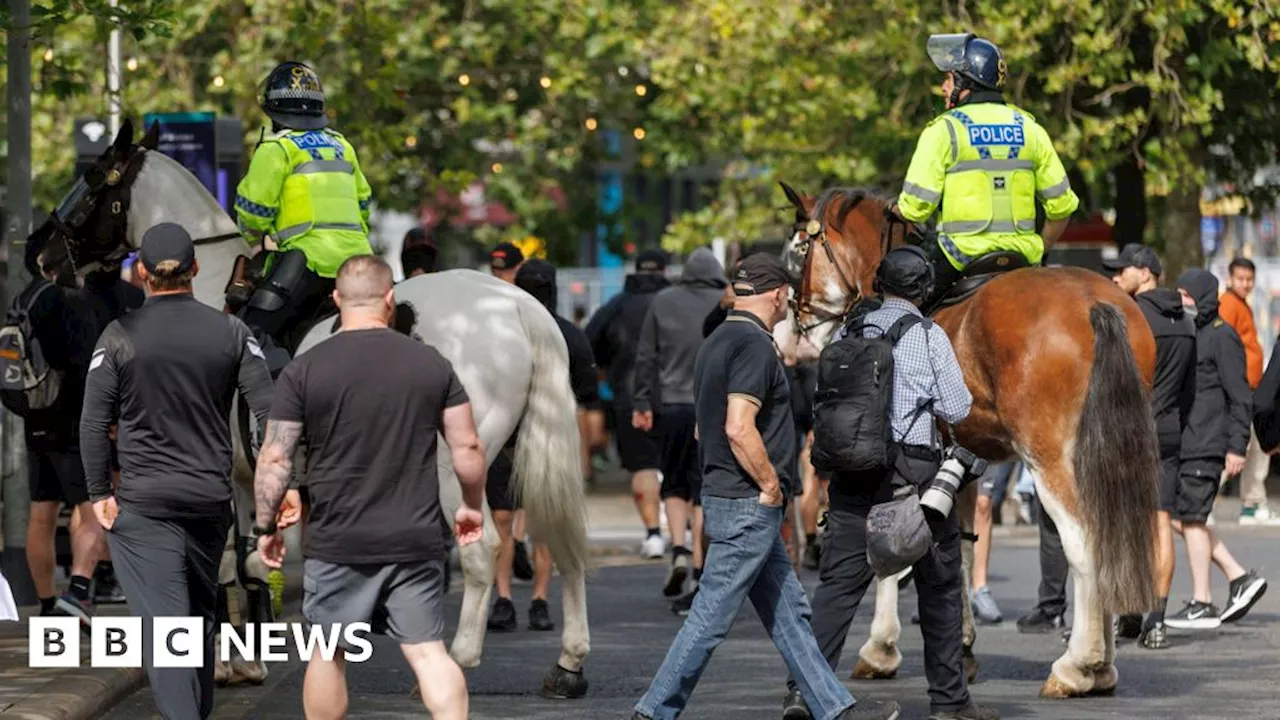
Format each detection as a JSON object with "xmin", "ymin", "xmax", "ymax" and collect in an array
[
  {"xmin": 779, "ymin": 181, "xmax": 900, "ymax": 361},
  {"xmin": 28, "ymin": 119, "xmax": 161, "ymax": 275}
]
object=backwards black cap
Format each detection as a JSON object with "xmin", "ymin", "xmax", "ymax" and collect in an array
[
  {"xmin": 490, "ymin": 242, "xmax": 525, "ymax": 270},
  {"xmin": 139, "ymin": 222, "xmax": 196, "ymax": 275},
  {"xmin": 1102, "ymin": 243, "xmax": 1163, "ymax": 277}
]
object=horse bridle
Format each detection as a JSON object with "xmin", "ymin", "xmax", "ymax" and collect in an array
[
  {"xmin": 790, "ymin": 203, "xmax": 925, "ymax": 337},
  {"xmin": 48, "ymin": 146, "xmax": 243, "ymax": 271}
]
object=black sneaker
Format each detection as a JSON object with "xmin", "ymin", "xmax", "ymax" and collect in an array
[
  {"xmin": 1139, "ymin": 621, "xmax": 1169, "ymax": 650},
  {"xmin": 512, "ymin": 541, "xmax": 535, "ymax": 582},
  {"xmin": 839, "ymin": 700, "xmax": 902, "ymax": 720},
  {"xmin": 1116, "ymin": 613, "xmax": 1143, "ymax": 639},
  {"xmin": 487, "ymin": 597, "xmax": 518, "ymax": 632},
  {"xmin": 782, "ymin": 687, "xmax": 812, "ymax": 720},
  {"xmin": 92, "ymin": 565, "xmax": 126, "ymax": 605},
  {"xmin": 528, "ymin": 598, "xmax": 555, "ymax": 631},
  {"xmin": 671, "ymin": 587, "xmax": 698, "ymax": 616},
  {"xmin": 802, "ymin": 543, "xmax": 821, "ymax": 571},
  {"xmin": 52, "ymin": 593, "xmax": 92, "ymax": 634},
  {"xmin": 1221, "ymin": 570, "xmax": 1267, "ymax": 623},
  {"xmin": 929, "ymin": 703, "xmax": 999, "ymax": 720},
  {"xmin": 664, "ymin": 552, "xmax": 690, "ymax": 597},
  {"xmin": 1016, "ymin": 608, "xmax": 1065, "ymax": 634},
  {"xmin": 1164, "ymin": 600, "xmax": 1222, "ymax": 630}
]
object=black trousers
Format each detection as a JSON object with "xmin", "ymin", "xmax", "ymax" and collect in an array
[
  {"xmin": 790, "ymin": 454, "xmax": 970, "ymax": 712},
  {"xmin": 1034, "ymin": 499, "xmax": 1069, "ymax": 617},
  {"xmin": 240, "ymin": 265, "xmax": 336, "ymax": 354},
  {"xmin": 107, "ymin": 505, "xmax": 232, "ymax": 720}
]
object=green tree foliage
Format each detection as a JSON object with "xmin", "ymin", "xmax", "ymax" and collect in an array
[{"xmin": 4, "ymin": 0, "xmax": 1278, "ymax": 265}]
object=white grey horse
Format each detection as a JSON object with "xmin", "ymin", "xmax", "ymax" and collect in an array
[{"xmin": 65, "ymin": 123, "xmax": 593, "ymax": 697}]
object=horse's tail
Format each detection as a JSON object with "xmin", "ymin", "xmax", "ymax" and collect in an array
[
  {"xmin": 511, "ymin": 299, "xmax": 590, "ymax": 577},
  {"xmin": 1074, "ymin": 302, "xmax": 1159, "ymax": 614}
]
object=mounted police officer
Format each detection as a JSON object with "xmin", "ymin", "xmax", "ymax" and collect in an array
[
  {"xmin": 894, "ymin": 34, "xmax": 1080, "ymax": 310},
  {"xmin": 235, "ymin": 61, "xmax": 374, "ymax": 371}
]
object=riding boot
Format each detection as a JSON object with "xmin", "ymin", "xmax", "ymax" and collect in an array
[{"xmin": 920, "ymin": 239, "xmax": 962, "ymax": 314}]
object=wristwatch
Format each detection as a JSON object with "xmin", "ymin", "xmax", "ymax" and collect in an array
[{"xmin": 251, "ymin": 523, "xmax": 278, "ymax": 537}]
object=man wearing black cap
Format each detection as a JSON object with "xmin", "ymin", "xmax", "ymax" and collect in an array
[
  {"xmin": 585, "ymin": 249, "xmax": 671, "ymax": 560},
  {"xmin": 632, "ymin": 253, "xmax": 900, "ymax": 720},
  {"xmin": 489, "ymin": 242, "xmax": 525, "ymax": 284},
  {"xmin": 79, "ymin": 222, "xmax": 276, "ymax": 720},
  {"xmin": 783, "ymin": 246, "xmax": 988, "ymax": 720}
]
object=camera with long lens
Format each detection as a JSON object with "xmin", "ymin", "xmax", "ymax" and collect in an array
[{"xmin": 919, "ymin": 446, "xmax": 988, "ymax": 520}]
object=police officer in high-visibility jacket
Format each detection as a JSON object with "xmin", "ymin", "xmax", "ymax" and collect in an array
[
  {"xmin": 235, "ymin": 61, "xmax": 374, "ymax": 368},
  {"xmin": 896, "ymin": 34, "xmax": 1080, "ymax": 310}
]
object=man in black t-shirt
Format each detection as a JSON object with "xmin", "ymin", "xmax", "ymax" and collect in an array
[
  {"xmin": 255, "ymin": 255, "xmax": 487, "ymax": 720},
  {"xmin": 632, "ymin": 253, "xmax": 900, "ymax": 720}
]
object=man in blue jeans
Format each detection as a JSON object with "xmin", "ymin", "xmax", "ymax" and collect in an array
[{"xmin": 632, "ymin": 253, "xmax": 900, "ymax": 720}]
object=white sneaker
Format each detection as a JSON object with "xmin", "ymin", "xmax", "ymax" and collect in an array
[
  {"xmin": 641, "ymin": 534, "xmax": 666, "ymax": 559},
  {"xmin": 1240, "ymin": 504, "xmax": 1280, "ymax": 526}
]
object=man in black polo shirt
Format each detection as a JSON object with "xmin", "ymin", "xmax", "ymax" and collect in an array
[
  {"xmin": 81, "ymin": 223, "xmax": 275, "ymax": 720},
  {"xmin": 632, "ymin": 253, "xmax": 899, "ymax": 720},
  {"xmin": 254, "ymin": 255, "xmax": 487, "ymax": 720}
]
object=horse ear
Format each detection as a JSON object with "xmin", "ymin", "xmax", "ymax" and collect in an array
[
  {"xmin": 141, "ymin": 121, "xmax": 160, "ymax": 150},
  {"xmin": 111, "ymin": 119, "xmax": 134, "ymax": 154},
  {"xmin": 779, "ymin": 181, "xmax": 806, "ymax": 210}
]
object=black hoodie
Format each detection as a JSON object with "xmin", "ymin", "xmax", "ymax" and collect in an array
[
  {"xmin": 1176, "ymin": 269, "xmax": 1252, "ymax": 460},
  {"xmin": 1135, "ymin": 287, "xmax": 1197, "ymax": 446},
  {"xmin": 584, "ymin": 271, "xmax": 670, "ymax": 406},
  {"xmin": 515, "ymin": 260, "xmax": 600, "ymax": 409}
]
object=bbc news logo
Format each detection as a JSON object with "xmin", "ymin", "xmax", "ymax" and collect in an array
[{"xmin": 29, "ymin": 618, "xmax": 373, "ymax": 668}]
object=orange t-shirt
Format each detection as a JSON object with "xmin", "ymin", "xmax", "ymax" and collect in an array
[{"xmin": 1219, "ymin": 290, "xmax": 1263, "ymax": 388}]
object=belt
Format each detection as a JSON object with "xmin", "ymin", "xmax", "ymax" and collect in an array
[{"xmin": 899, "ymin": 444, "xmax": 941, "ymax": 462}]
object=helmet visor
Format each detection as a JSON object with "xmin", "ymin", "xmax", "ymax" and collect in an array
[{"xmin": 927, "ymin": 34, "xmax": 973, "ymax": 73}]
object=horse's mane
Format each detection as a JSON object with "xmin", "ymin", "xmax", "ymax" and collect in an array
[
  {"xmin": 811, "ymin": 186, "xmax": 894, "ymax": 228},
  {"xmin": 128, "ymin": 150, "xmax": 239, "ymax": 246}
]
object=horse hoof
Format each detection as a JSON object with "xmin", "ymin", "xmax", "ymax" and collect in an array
[
  {"xmin": 963, "ymin": 647, "xmax": 979, "ymax": 684},
  {"xmin": 1039, "ymin": 671, "xmax": 1087, "ymax": 699},
  {"xmin": 540, "ymin": 663, "xmax": 588, "ymax": 699},
  {"xmin": 1088, "ymin": 666, "xmax": 1117, "ymax": 696},
  {"xmin": 851, "ymin": 658, "xmax": 897, "ymax": 680},
  {"xmin": 229, "ymin": 659, "xmax": 268, "ymax": 686}
]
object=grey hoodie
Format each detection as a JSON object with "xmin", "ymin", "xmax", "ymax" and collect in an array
[{"xmin": 633, "ymin": 247, "xmax": 727, "ymax": 412}]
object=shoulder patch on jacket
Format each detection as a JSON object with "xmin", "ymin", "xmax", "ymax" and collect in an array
[{"xmin": 1214, "ymin": 318, "xmax": 1225, "ymax": 328}]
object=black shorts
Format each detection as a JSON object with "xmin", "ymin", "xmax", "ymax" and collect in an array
[
  {"xmin": 613, "ymin": 404, "xmax": 660, "ymax": 472},
  {"xmin": 29, "ymin": 449, "xmax": 89, "ymax": 506},
  {"xmin": 658, "ymin": 404, "xmax": 702, "ymax": 505},
  {"xmin": 486, "ymin": 444, "xmax": 518, "ymax": 513},
  {"xmin": 1174, "ymin": 458, "xmax": 1224, "ymax": 523},
  {"xmin": 1158, "ymin": 435, "xmax": 1181, "ymax": 513}
]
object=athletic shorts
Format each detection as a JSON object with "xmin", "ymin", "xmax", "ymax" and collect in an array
[
  {"xmin": 1174, "ymin": 459, "xmax": 1224, "ymax": 523},
  {"xmin": 1158, "ymin": 434, "xmax": 1181, "ymax": 513},
  {"xmin": 302, "ymin": 557, "xmax": 447, "ymax": 647},
  {"xmin": 613, "ymin": 404, "xmax": 660, "ymax": 472},
  {"xmin": 28, "ymin": 449, "xmax": 89, "ymax": 506},
  {"xmin": 485, "ymin": 444, "xmax": 518, "ymax": 512},
  {"xmin": 658, "ymin": 404, "xmax": 702, "ymax": 505}
]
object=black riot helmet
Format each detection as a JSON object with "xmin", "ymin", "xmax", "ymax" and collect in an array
[
  {"xmin": 261, "ymin": 61, "xmax": 327, "ymax": 131},
  {"xmin": 873, "ymin": 246, "xmax": 934, "ymax": 302},
  {"xmin": 927, "ymin": 33, "xmax": 1007, "ymax": 102}
]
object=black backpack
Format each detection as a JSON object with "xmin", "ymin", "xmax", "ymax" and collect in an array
[
  {"xmin": 0, "ymin": 281, "xmax": 63, "ymax": 417},
  {"xmin": 810, "ymin": 313, "xmax": 929, "ymax": 474}
]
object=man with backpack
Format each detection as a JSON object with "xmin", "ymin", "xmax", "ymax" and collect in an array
[
  {"xmin": 1, "ymin": 242, "xmax": 102, "ymax": 628},
  {"xmin": 784, "ymin": 246, "xmax": 996, "ymax": 720}
]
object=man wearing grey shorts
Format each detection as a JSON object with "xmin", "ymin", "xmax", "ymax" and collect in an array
[{"xmin": 254, "ymin": 256, "xmax": 487, "ymax": 720}]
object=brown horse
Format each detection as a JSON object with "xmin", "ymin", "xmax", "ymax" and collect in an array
[{"xmin": 780, "ymin": 182, "xmax": 1161, "ymax": 698}]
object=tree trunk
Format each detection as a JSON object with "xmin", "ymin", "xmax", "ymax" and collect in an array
[
  {"xmin": 1112, "ymin": 156, "xmax": 1147, "ymax": 250},
  {"xmin": 1157, "ymin": 184, "xmax": 1203, "ymax": 285}
]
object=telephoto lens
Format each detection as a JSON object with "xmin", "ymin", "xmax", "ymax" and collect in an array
[{"xmin": 920, "ymin": 455, "xmax": 966, "ymax": 520}]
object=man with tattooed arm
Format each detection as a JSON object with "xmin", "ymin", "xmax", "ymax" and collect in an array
[{"xmin": 252, "ymin": 254, "xmax": 486, "ymax": 720}]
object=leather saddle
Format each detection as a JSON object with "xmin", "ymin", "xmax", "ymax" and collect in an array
[{"xmin": 925, "ymin": 250, "xmax": 1030, "ymax": 315}]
